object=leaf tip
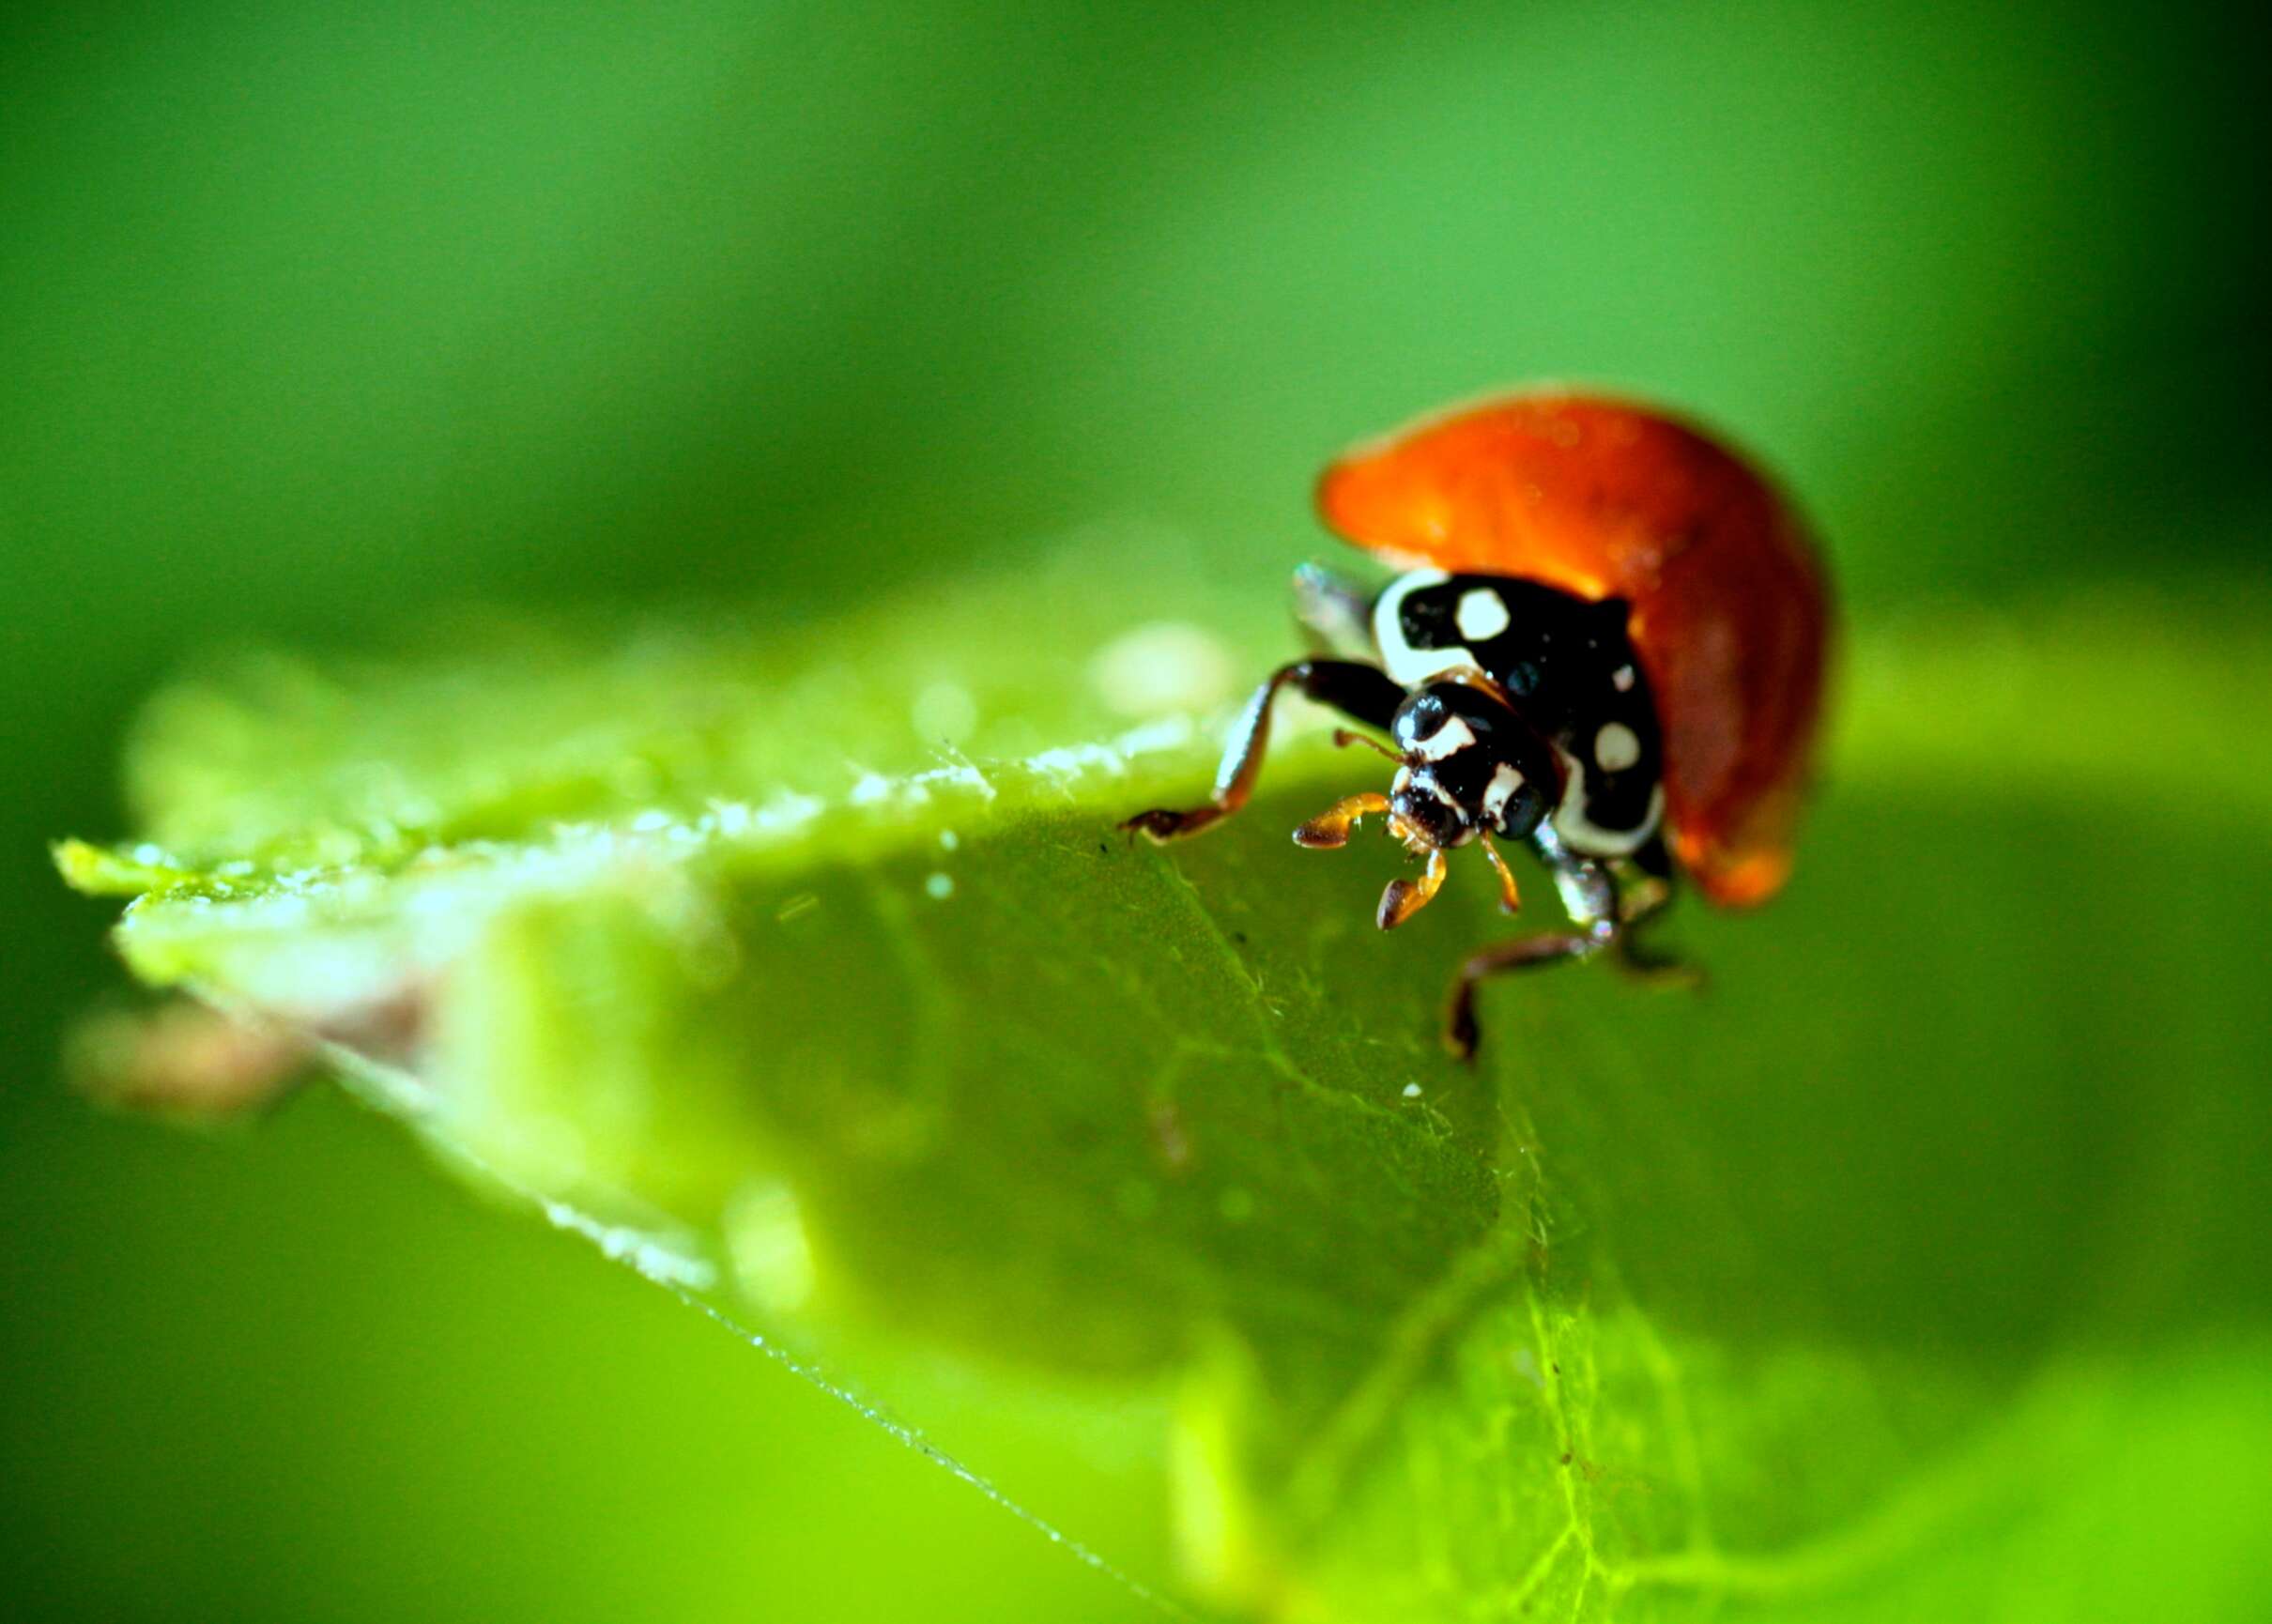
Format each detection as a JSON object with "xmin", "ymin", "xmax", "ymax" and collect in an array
[{"xmin": 53, "ymin": 837, "xmax": 192, "ymax": 897}]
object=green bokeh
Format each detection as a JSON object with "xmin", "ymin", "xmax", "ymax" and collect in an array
[{"xmin": 3, "ymin": 3, "xmax": 2262, "ymax": 1619}]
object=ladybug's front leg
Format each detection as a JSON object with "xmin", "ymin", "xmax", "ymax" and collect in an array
[{"xmin": 1121, "ymin": 659, "xmax": 1405, "ymax": 843}]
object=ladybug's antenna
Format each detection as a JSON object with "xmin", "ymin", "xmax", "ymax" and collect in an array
[{"xmin": 1330, "ymin": 728, "xmax": 1407, "ymax": 765}]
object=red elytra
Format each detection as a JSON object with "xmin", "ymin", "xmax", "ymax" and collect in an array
[{"xmin": 1315, "ymin": 391, "xmax": 1830, "ymax": 907}]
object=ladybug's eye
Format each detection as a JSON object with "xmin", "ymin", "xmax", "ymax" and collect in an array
[
  {"xmin": 1390, "ymin": 689, "xmax": 1451, "ymax": 753},
  {"xmin": 1481, "ymin": 761, "xmax": 1546, "ymax": 840}
]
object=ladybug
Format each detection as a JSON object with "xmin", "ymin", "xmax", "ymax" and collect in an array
[{"xmin": 1123, "ymin": 391, "xmax": 1831, "ymax": 1059}]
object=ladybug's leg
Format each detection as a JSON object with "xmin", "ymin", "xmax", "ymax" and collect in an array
[
  {"xmin": 1291, "ymin": 790, "xmax": 1393, "ymax": 849},
  {"xmin": 1441, "ymin": 858, "xmax": 1620, "ymax": 1062},
  {"xmin": 1290, "ymin": 562, "xmax": 1377, "ymax": 657},
  {"xmin": 1377, "ymin": 846, "xmax": 1450, "ymax": 931},
  {"xmin": 1121, "ymin": 659, "xmax": 1405, "ymax": 842},
  {"xmin": 1608, "ymin": 836, "xmax": 1705, "ymax": 988},
  {"xmin": 1615, "ymin": 934, "xmax": 1704, "ymax": 988},
  {"xmin": 1444, "ymin": 932, "xmax": 1602, "ymax": 1061}
]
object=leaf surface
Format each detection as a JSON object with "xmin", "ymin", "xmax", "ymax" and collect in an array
[{"xmin": 59, "ymin": 554, "xmax": 2272, "ymax": 1620}]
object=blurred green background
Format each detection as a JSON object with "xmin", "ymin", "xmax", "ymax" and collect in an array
[{"xmin": 2, "ymin": 2, "xmax": 2261, "ymax": 1619}]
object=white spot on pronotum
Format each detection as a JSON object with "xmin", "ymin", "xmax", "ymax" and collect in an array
[
  {"xmin": 1595, "ymin": 721, "xmax": 1642, "ymax": 773},
  {"xmin": 1374, "ymin": 569, "xmax": 1473, "ymax": 685},
  {"xmin": 1482, "ymin": 762, "xmax": 1525, "ymax": 821},
  {"xmin": 938, "ymin": 829, "xmax": 959, "ymax": 851},
  {"xmin": 925, "ymin": 871, "xmax": 955, "ymax": 900},
  {"xmin": 1455, "ymin": 587, "xmax": 1512, "ymax": 642},
  {"xmin": 1612, "ymin": 664, "xmax": 1636, "ymax": 693},
  {"xmin": 1411, "ymin": 714, "xmax": 1477, "ymax": 761},
  {"xmin": 1548, "ymin": 741, "xmax": 1665, "ymax": 858},
  {"xmin": 1089, "ymin": 620, "xmax": 1236, "ymax": 718},
  {"xmin": 1402, "ymin": 1081, "xmax": 1423, "ymax": 1099}
]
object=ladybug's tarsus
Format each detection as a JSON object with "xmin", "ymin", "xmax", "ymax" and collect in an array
[
  {"xmin": 1292, "ymin": 791, "xmax": 1391, "ymax": 850},
  {"xmin": 1376, "ymin": 848, "xmax": 1449, "ymax": 931},
  {"xmin": 1118, "ymin": 804, "xmax": 1227, "ymax": 843}
]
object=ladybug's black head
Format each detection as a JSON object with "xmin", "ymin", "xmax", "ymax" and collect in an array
[
  {"xmin": 1384, "ymin": 682, "xmax": 1557, "ymax": 850},
  {"xmin": 1292, "ymin": 677, "xmax": 1561, "ymax": 931}
]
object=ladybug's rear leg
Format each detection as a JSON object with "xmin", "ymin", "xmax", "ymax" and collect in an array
[
  {"xmin": 1608, "ymin": 836, "xmax": 1705, "ymax": 989},
  {"xmin": 1290, "ymin": 562, "xmax": 1378, "ymax": 657},
  {"xmin": 1122, "ymin": 659, "xmax": 1405, "ymax": 842}
]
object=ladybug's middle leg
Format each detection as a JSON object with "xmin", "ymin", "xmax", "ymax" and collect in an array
[
  {"xmin": 1442, "ymin": 929, "xmax": 1604, "ymax": 1061},
  {"xmin": 1444, "ymin": 840, "xmax": 1707, "ymax": 1057},
  {"xmin": 1121, "ymin": 659, "xmax": 1405, "ymax": 843},
  {"xmin": 1442, "ymin": 857, "xmax": 1620, "ymax": 1061}
]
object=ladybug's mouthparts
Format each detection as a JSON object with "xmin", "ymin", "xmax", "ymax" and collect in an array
[{"xmin": 1390, "ymin": 814, "xmax": 1437, "ymax": 855}]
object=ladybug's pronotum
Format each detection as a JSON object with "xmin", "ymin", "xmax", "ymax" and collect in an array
[{"xmin": 1124, "ymin": 391, "xmax": 1831, "ymax": 1059}]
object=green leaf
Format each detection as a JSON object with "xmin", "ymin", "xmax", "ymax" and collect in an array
[{"xmin": 59, "ymin": 552, "xmax": 2272, "ymax": 1621}]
